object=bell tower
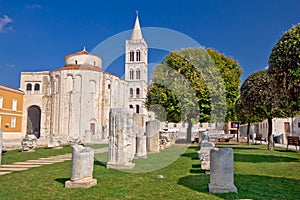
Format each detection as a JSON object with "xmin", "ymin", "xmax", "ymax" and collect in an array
[{"xmin": 125, "ymin": 13, "xmax": 148, "ymax": 115}]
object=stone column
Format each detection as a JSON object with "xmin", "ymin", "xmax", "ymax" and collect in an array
[
  {"xmin": 0, "ymin": 128, "xmax": 2, "ymax": 167},
  {"xmin": 65, "ymin": 145, "xmax": 97, "ymax": 188},
  {"xmin": 107, "ymin": 108, "xmax": 136, "ymax": 169},
  {"xmin": 208, "ymin": 148, "xmax": 237, "ymax": 193},
  {"xmin": 135, "ymin": 135, "xmax": 147, "ymax": 158},
  {"xmin": 146, "ymin": 120, "xmax": 161, "ymax": 153}
]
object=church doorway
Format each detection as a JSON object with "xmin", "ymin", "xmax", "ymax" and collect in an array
[{"xmin": 27, "ymin": 105, "xmax": 41, "ymax": 138}]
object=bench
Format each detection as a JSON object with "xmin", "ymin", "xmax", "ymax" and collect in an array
[
  {"xmin": 255, "ymin": 134, "xmax": 267, "ymax": 143},
  {"xmin": 286, "ymin": 136, "xmax": 300, "ymax": 151}
]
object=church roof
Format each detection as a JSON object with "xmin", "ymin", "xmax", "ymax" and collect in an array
[
  {"xmin": 64, "ymin": 47, "xmax": 90, "ymax": 59},
  {"xmin": 131, "ymin": 14, "xmax": 143, "ymax": 40}
]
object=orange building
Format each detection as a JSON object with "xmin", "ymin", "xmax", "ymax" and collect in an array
[{"xmin": 0, "ymin": 84, "xmax": 24, "ymax": 144}]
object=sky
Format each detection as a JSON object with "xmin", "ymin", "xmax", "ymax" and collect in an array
[{"xmin": 0, "ymin": 0, "xmax": 300, "ymax": 88}]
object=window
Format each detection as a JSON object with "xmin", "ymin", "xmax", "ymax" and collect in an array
[
  {"xmin": 75, "ymin": 60, "xmax": 78, "ymax": 65},
  {"xmin": 130, "ymin": 69, "xmax": 134, "ymax": 80},
  {"xmin": 136, "ymin": 88, "xmax": 140, "ymax": 98},
  {"xmin": 136, "ymin": 50, "xmax": 141, "ymax": 61},
  {"xmin": 136, "ymin": 105, "xmax": 140, "ymax": 114},
  {"xmin": 129, "ymin": 104, "xmax": 133, "ymax": 109},
  {"xmin": 130, "ymin": 88, "xmax": 133, "ymax": 97},
  {"xmin": 136, "ymin": 69, "xmax": 140, "ymax": 80},
  {"xmin": 11, "ymin": 117, "xmax": 16, "ymax": 128},
  {"xmin": 0, "ymin": 96, "xmax": 2, "ymax": 108},
  {"xmin": 298, "ymin": 122, "xmax": 300, "ymax": 128},
  {"xmin": 108, "ymin": 84, "xmax": 111, "ymax": 89},
  {"xmin": 12, "ymin": 99, "xmax": 17, "ymax": 111},
  {"xmin": 26, "ymin": 83, "xmax": 32, "ymax": 91},
  {"xmin": 130, "ymin": 51, "xmax": 134, "ymax": 62},
  {"xmin": 34, "ymin": 83, "xmax": 40, "ymax": 92}
]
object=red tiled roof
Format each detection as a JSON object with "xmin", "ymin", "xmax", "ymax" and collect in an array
[{"xmin": 58, "ymin": 65, "xmax": 102, "ymax": 72}]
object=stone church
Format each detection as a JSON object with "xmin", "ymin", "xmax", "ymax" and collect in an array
[{"xmin": 19, "ymin": 15, "xmax": 148, "ymax": 144}]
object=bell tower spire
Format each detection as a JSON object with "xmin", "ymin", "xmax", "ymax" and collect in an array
[{"xmin": 131, "ymin": 11, "xmax": 143, "ymax": 40}]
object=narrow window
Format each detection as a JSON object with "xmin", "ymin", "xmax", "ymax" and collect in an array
[
  {"xmin": 136, "ymin": 50, "xmax": 141, "ymax": 61},
  {"xmin": 129, "ymin": 105, "xmax": 133, "ymax": 109},
  {"xmin": 136, "ymin": 88, "xmax": 140, "ymax": 98},
  {"xmin": 11, "ymin": 117, "xmax": 16, "ymax": 128},
  {"xmin": 108, "ymin": 84, "xmax": 111, "ymax": 89},
  {"xmin": 130, "ymin": 51, "xmax": 134, "ymax": 62},
  {"xmin": 34, "ymin": 83, "xmax": 40, "ymax": 92},
  {"xmin": 0, "ymin": 96, "xmax": 3, "ymax": 108},
  {"xmin": 130, "ymin": 69, "xmax": 134, "ymax": 80},
  {"xmin": 298, "ymin": 122, "xmax": 300, "ymax": 128},
  {"xmin": 75, "ymin": 60, "xmax": 78, "ymax": 65},
  {"xmin": 26, "ymin": 83, "xmax": 32, "ymax": 91},
  {"xmin": 136, "ymin": 105, "xmax": 140, "ymax": 114},
  {"xmin": 130, "ymin": 88, "xmax": 133, "ymax": 97},
  {"xmin": 12, "ymin": 99, "xmax": 17, "ymax": 111},
  {"xmin": 136, "ymin": 69, "xmax": 140, "ymax": 80}
]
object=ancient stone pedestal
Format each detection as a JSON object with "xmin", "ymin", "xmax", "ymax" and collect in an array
[
  {"xmin": 65, "ymin": 145, "xmax": 97, "ymax": 188},
  {"xmin": 146, "ymin": 120, "xmax": 161, "ymax": 153},
  {"xmin": 48, "ymin": 135, "xmax": 62, "ymax": 149},
  {"xmin": 135, "ymin": 135, "xmax": 147, "ymax": 158},
  {"xmin": 0, "ymin": 128, "xmax": 2, "ymax": 167},
  {"xmin": 208, "ymin": 148, "xmax": 237, "ymax": 193},
  {"xmin": 107, "ymin": 108, "xmax": 136, "ymax": 169},
  {"xmin": 198, "ymin": 141, "xmax": 215, "ymax": 172}
]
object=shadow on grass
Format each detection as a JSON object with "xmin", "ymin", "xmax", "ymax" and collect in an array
[
  {"xmin": 275, "ymin": 148, "xmax": 300, "ymax": 153},
  {"xmin": 178, "ymin": 174, "xmax": 300, "ymax": 199},
  {"xmin": 55, "ymin": 178, "xmax": 68, "ymax": 186},
  {"xmin": 234, "ymin": 153, "xmax": 299, "ymax": 163},
  {"xmin": 94, "ymin": 160, "xmax": 106, "ymax": 167}
]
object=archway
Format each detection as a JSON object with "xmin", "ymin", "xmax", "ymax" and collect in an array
[{"xmin": 27, "ymin": 105, "xmax": 41, "ymax": 138}]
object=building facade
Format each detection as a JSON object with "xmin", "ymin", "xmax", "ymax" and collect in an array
[
  {"xmin": 19, "ymin": 15, "xmax": 148, "ymax": 144},
  {"xmin": 0, "ymin": 84, "xmax": 24, "ymax": 144}
]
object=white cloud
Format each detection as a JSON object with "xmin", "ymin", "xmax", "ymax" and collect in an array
[
  {"xmin": 0, "ymin": 15, "xmax": 13, "ymax": 33},
  {"xmin": 26, "ymin": 4, "xmax": 42, "ymax": 9}
]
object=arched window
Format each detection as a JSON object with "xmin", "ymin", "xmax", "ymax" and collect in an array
[
  {"xmin": 34, "ymin": 83, "xmax": 40, "ymax": 92},
  {"xmin": 130, "ymin": 88, "xmax": 133, "ymax": 97},
  {"xmin": 26, "ymin": 83, "xmax": 32, "ymax": 91},
  {"xmin": 130, "ymin": 51, "xmax": 134, "ymax": 62},
  {"xmin": 136, "ymin": 88, "xmax": 140, "ymax": 98},
  {"xmin": 136, "ymin": 105, "xmax": 140, "ymax": 114},
  {"xmin": 130, "ymin": 69, "xmax": 134, "ymax": 80},
  {"xmin": 136, "ymin": 50, "xmax": 141, "ymax": 61},
  {"xmin": 136, "ymin": 69, "xmax": 140, "ymax": 80},
  {"xmin": 75, "ymin": 60, "xmax": 78, "ymax": 65}
]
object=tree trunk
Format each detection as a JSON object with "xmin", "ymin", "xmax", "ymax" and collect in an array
[
  {"xmin": 237, "ymin": 121, "xmax": 240, "ymax": 143},
  {"xmin": 246, "ymin": 122, "xmax": 250, "ymax": 145},
  {"xmin": 267, "ymin": 117, "xmax": 273, "ymax": 150},
  {"xmin": 186, "ymin": 115, "xmax": 192, "ymax": 143}
]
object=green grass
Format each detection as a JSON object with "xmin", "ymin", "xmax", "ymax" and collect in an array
[
  {"xmin": 2, "ymin": 146, "xmax": 72, "ymax": 164},
  {"xmin": 0, "ymin": 144, "xmax": 299, "ymax": 199}
]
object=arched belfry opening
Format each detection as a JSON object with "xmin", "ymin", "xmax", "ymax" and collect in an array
[{"xmin": 27, "ymin": 105, "xmax": 41, "ymax": 138}]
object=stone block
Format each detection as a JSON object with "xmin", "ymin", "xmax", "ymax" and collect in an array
[
  {"xmin": 48, "ymin": 135, "xmax": 62, "ymax": 149},
  {"xmin": 198, "ymin": 141, "xmax": 215, "ymax": 171},
  {"xmin": 208, "ymin": 148, "xmax": 237, "ymax": 193},
  {"xmin": 146, "ymin": 120, "xmax": 161, "ymax": 153},
  {"xmin": 135, "ymin": 135, "xmax": 147, "ymax": 158},
  {"xmin": 21, "ymin": 134, "xmax": 37, "ymax": 152},
  {"xmin": 65, "ymin": 145, "xmax": 97, "ymax": 188}
]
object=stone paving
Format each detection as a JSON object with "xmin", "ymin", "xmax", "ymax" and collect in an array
[{"xmin": 0, "ymin": 147, "xmax": 108, "ymax": 176}]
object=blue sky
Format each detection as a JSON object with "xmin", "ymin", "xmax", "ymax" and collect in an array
[{"xmin": 0, "ymin": 0, "xmax": 300, "ymax": 88}]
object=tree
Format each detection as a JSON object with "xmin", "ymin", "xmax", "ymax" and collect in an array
[
  {"xmin": 240, "ymin": 70, "xmax": 284, "ymax": 150},
  {"xmin": 269, "ymin": 23, "xmax": 300, "ymax": 133},
  {"xmin": 207, "ymin": 49, "xmax": 242, "ymax": 122},
  {"xmin": 146, "ymin": 48, "xmax": 241, "ymax": 141}
]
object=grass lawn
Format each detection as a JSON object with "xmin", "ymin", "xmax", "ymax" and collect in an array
[{"xmin": 0, "ymin": 144, "xmax": 299, "ymax": 199}]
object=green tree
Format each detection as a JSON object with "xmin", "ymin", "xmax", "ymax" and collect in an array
[
  {"xmin": 207, "ymin": 49, "xmax": 242, "ymax": 122},
  {"xmin": 269, "ymin": 23, "xmax": 300, "ymax": 133},
  {"xmin": 240, "ymin": 70, "xmax": 284, "ymax": 150},
  {"xmin": 146, "ymin": 48, "xmax": 241, "ymax": 141}
]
